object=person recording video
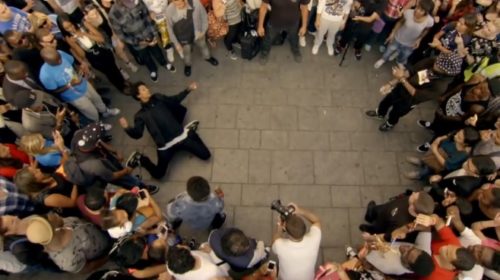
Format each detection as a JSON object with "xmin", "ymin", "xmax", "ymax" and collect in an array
[{"xmin": 271, "ymin": 201, "xmax": 322, "ymax": 280}]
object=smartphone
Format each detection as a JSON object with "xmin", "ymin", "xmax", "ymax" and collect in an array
[
  {"xmin": 138, "ymin": 189, "xmax": 147, "ymax": 200},
  {"xmin": 267, "ymin": 261, "xmax": 276, "ymax": 272}
]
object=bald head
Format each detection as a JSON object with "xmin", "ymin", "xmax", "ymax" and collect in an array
[
  {"xmin": 4, "ymin": 60, "xmax": 27, "ymax": 80},
  {"xmin": 40, "ymin": 47, "xmax": 61, "ymax": 65}
]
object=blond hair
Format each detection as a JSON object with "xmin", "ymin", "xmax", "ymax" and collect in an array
[{"xmin": 20, "ymin": 133, "xmax": 58, "ymax": 155}]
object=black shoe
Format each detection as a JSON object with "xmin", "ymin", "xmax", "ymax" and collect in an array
[
  {"xmin": 354, "ymin": 49, "xmax": 362, "ymax": 60},
  {"xmin": 417, "ymin": 142, "xmax": 430, "ymax": 153},
  {"xmin": 165, "ymin": 63, "xmax": 176, "ymax": 73},
  {"xmin": 364, "ymin": 201, "xmax": 377, "ymax": 222},
  {"xmin": 334, "ymin": 44, "xmax": 343, "ymax": 56},
  {"xmin": 126, "ymin": 151, "xmax": 142, "ymax": 168},
  {"xmin": 184, "ymin": 66, "xmax": 192, "ymax": 77},
  {"xmin": 205, "ymin": 57, "xmax": 219, "ymax": 66},
  {"xmin": 144, "ymin": 184, "xmax": 159, "ymax": 195},
  {"xmin": 365, "ymin": 110, "xmax": 384, "ymax": 120},
  {"xmin": 379, "ymin": 122, "xmax": 394, "ymax": 132},
  {"xmin": 150, "ymin": 71, "xmax": 158, "ymax": 83},
  {"xmin": 417, "ymin": 120, "xmax": 431, "ymax": 129}
]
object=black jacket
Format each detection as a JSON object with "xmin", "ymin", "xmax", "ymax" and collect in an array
[{"xmin": 125, "ymin": 90, "xmax": 190, "ymax": 147}]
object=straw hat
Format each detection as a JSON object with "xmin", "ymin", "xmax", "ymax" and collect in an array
[{"xmin": 26, "ymin": 216, "xmax": 54, "ymax": 245}]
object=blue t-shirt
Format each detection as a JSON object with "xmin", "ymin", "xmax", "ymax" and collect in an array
[
  {"xmin": 0, "ymin": 7, "xmax": 32, "ymax": 34},
  {"xmin": 440, "ymin": 138, "xmax": 469, "ymax": 171},
  {"xmin": 34, "ymin": 140, "xmax": 62, "ymax": 167},
  {"xmin": 39, "ymin": 51, "xmax": 88, "ymax": 102}
]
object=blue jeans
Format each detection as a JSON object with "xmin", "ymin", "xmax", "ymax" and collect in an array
[{"xmin": 382, "ymin": 40, "xmax": 414, "ymax": 65}]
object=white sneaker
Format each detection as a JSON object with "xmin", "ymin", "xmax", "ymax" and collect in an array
[
  {"xmin": 311, "ymin": 45, "xmax": 319, "ymax": 55},
  {"xmin": 228, "ymin": 50, "xmax": 238, "ymax": 60},
  {"xmin": 126, "ymin": 62, "xmax": 138, "ymax": 72},
  {"xmin": 388, "ymin": 51, "xmax": 399, "ymax": 61},
  {"xmin": 166, "ymin": 47, "xmax": 175, "ymax": 62},
  {"xmin": 364, "ymin": 44, "xmax": 371, "ymax": 52},
  {"xmin": 299, "ymin": 36, "xmax": 306, "ymax": 47},
  {"xmin": 103, "ymin": 123, "xmax": 112, "ymax": 131},
  {"xmin": 374, "ymin": 59, "xmax": 385, "ymax": 69},
  {"xmin": 327, "ymin": 45, "xmax": 334, "ymax": 56},
  {"xmin": 119, "ymin": 68, "xmax": 130, "ymax": 80},
  {"xmin": 102, "ymin": 108, "xmax": 120, "ymax": 118}
]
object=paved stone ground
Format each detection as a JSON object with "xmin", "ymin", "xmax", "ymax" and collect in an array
[{"xmin": 5, "ymin": 37, "xmax": 437, "ymax": 280}]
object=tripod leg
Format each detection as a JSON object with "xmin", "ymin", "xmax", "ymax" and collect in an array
[{"xmin": 339, "ymin": 42, "xmax": 349, "ymax": 67}]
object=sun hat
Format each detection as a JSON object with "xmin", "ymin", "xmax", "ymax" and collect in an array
[{"xmin": 25, "ymin": 216, "xmax": 54, "ymax": 245}]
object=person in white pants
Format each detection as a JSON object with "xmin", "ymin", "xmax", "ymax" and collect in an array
[{"xmin": 312, "ymin": 0, "xmax": 352, "ymax": 56}]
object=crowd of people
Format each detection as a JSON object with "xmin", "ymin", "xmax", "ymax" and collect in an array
[{"xmin": 0, "ymin": 0, "xmax": 498, "ymax": 277}]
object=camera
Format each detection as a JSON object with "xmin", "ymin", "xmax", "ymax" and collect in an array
[{"xmin": 270, "ymin": 200, "xmax": 295, "ymax": 221}]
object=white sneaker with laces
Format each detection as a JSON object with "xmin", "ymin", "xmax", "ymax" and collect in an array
[
  {"xmin": 102, "ymin": 123, "xmax": 112, "ymax": 131},
  {"xmin": 102, "ymin": 108, "xmax": 120, "ymax": 118},
  {"xmin": 299, "ymin": 36, "xmax": 306, "ymax": 47},
  {"xmin": 327, "ymin": 45, "xmax": 334, "ymax": 56},
  {"xmin": 374, "ymin": 59, "xmax": 385, "ymax": 69},
  {"xmin": 364, "ymin": 44, "xmax": 371, "ymax": 51},
  {"xmin": 311, "ymin": 45, "xmax": 319, "ymax": 55}
]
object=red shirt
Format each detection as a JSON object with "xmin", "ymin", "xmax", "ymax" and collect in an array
[
  {"xmin": 420, "ymin": 227, "xmax": 460, "ymax": 280},
  {"xmin": 0, "ymin": 144, "xmax": 30, "ymax": 179},
  {"xmin": 76, "ymin": 195, "xmax": 102, "ymax": 227}
]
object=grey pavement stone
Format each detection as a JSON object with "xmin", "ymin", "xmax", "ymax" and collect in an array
[
  {"xmin": 241, "ymin": 184, "xmax": 279, "ymax": 206},
  {"xmin": 314, "ymin": 151, "xmax": 363, "ymax": 185},
  {"xmin": 288, "ymin": 88, "xmax": 332, "ymax": 106},
  {"xmin": 261, "ymin": 131, "xmax": 288, "ymax": 150},
  {"xmin": 331, "ymin": 186, "xmax": 362, "ymax": 208},
  {"xmin": 314, "ymin": 208, "xmax": 350, "ymax": 247},
  {"xmin": 239, "ymin": 130, "xmax": 261, "ymax": 149},
  {"xmin": 289, "ymin": 131, "xmax": 330, "ymax": 150},
  {"xmin": 212, "ymin": 149, "xmax": 249, "ymax": 183},
  {"xmin": 348, "ymin": 207, "xmax": 367, "ymax": 247},
  {"xmin": 163, "ymin": 152, "xmax": 213, "ymax": 182},
  {"xmin": 298, "ymin": 106, "xmax": 321, "ymax": 131},
  {"xmin": 279, "ymin": 185, "xmax": 331, "ymax": 207},
  {"xmin": 269, "ymin": 106, "xmax": 298, "ymax": 130},
  {"xmin": 234, "ymin": 207, "xmax": 272, "ymax": 245},
  {"xmin": 237, "ymin": 105, "xmax": 271, "ymax": 129},
  {"xmin": 254, "ymin": 87, "xmax": 288, "ymax": 105},
  {"xmin": 215, "ymin": 105, "xmax": 238, "ymax": 128},
  {"xmin": 350, "ymin": 131, "xmax": 386, "ymax": 151},
  {"xmin": 197, "ymin": 128, "xmax": 239, "ymax": 148},
  {"xmin": 318, "ymin": 107, "xmax": 364, "ymax": 131},
  {"xmin": 362, "ymin": 151, "xmax": 400, "ymax": 185},
  {"xmin": 329, "ymin": 132, "xmax": 351, "ymax": 150},
  {"xmin": 271, "ymin": 151, "xmax": 314, "ymax": 184},
  {"xmin": 249, "ymin": 150, "xmax": 272, "ymax": 184},
  {"xmin": 323, "ymin": 247, "xmax": 349, "ymax": 263}
]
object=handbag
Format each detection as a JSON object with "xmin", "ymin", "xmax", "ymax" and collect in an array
[
  {"xmin": 207, "ymin": 8, "xmax": 229, "ymax": 44},
  {"xmin": 421, "ymin": 147, "xmax": 448, "ymax": 173}
]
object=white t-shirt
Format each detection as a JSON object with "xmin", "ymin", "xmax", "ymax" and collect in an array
[
  {"xmin": 272, "ymin": 225, "xmax": 322, "ymax": 280},
  {"xmin": 395, "ymin": 9, "xmax": 433, "ymax": 47},
  {"xmin": 168, "ymin": 251, "xmax": 228, "ymax": 280},
  {"xmin": 458, "ymin": 228, "xmax": 500, "ymax": 280}
]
